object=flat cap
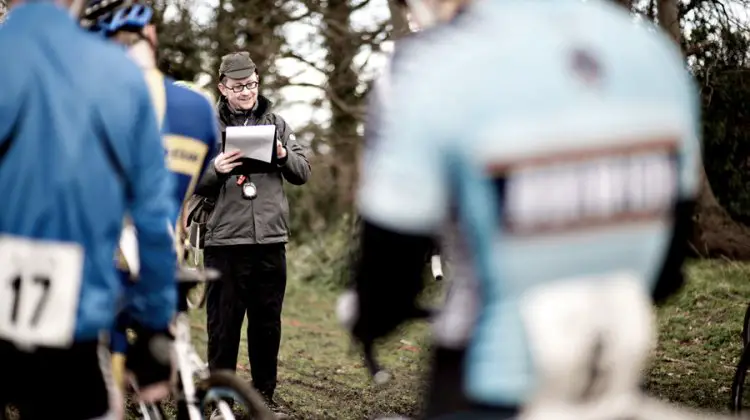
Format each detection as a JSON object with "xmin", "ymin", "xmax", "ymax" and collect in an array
[{"xmin": 219, "ymin": 51, "xmax": 256, "ymax": 80}]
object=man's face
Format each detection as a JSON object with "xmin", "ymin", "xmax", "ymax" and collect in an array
[{"xmin": 219, "ymin": 73, "xmax": 259, "ymax": 111}]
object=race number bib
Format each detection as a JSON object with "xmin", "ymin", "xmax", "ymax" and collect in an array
[
  {"xmin": 0, "ymin": 235, "xmax": 84, "ymax": 350},
  {"xmin": 518, "ymin": 273, "xmax": 656, "ymax": 420}
]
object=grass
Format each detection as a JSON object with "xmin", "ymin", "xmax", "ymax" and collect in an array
[
  {"xmin": 645, "ymin": 260, "xmax": 750, "ymax": 412},
  {"xmin": 8, "ymin": 253, "xmax": 745, "ymax": 420},
  {"xmin": 184, "ymin": 275, "xmax": 431, "ymax": 420},
  {"xmin": 172, "ymin": 259, "xmax": 750, "ymax": 419}
]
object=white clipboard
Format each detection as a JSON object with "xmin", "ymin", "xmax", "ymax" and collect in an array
[{"xmin": 225, "ymin": 125, "xmax": 276, "ymax": 163}]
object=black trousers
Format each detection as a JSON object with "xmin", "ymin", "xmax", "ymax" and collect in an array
[
  {"xmin": 0, "ymin": 340, "xmax": 110, "ymax": 420},
  {"xmin": 205, "ymin": 243, "xmax": 287, "ymax": 400},
  {"xmin": 423, "ymin": 346, "xmax": 519, "ymax": 420}
]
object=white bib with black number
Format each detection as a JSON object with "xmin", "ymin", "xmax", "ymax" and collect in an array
[
  {"xmin": 518, "ymin": 272, "xmax": 656, "ymax": 420},
  {"xmin": 0, "ymin": 235, "xmax": 84, "ymax": 350}
]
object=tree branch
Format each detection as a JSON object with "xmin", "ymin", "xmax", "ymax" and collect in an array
[
  {"xmin": 289, "ymin": 82, "xmax": 365, "ymax": 119},
  {"xmin": 351, "ymin": 0, "xmax": 372, "ymax": 11},
  {"xmin": 281, "ymin": 50, "xmax": 328, "ymax": 75},
  {"xmin": 685, "ymin": 40, "xmax": 714, "ymax": 56},
  {"xmin": 286, "ymin": 6, "xmax": 313, "ymax": 22},
  {"xmin": 359, "ymin": 20, "xmax": 391, "ymax": 47}
]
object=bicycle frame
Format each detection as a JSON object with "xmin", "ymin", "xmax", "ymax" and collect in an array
[
  {"xmin": 138, "ymin": 283, "xmax": 234, "ymax": 420},
  {"xmin": 172, "ymin": 309, "xmax": 234, "ymax": 420},
  {"xmin": 173, "ymin": 312, "xmax": 207, "ymax": 420}
]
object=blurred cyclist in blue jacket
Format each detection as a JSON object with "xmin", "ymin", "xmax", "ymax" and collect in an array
[
  {"xmin": 0, "ymin": 0, "xmax": 177, "ymax": 417},
  {"xmin": 80, "ymin": 0, "xmax": 220, "ymax": 401}
]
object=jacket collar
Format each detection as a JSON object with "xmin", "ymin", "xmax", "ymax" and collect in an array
[{"xmin": 217, "ymin": 95, "xmax": 272, "ymax": 126}]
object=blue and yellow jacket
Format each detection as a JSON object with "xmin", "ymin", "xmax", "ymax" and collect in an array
[{"xmin": 114, "ymin": 70, "xmax": 219, "ymax": 276}]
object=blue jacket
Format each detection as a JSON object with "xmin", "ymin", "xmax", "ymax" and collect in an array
[{"xmin": 0, "ymin": 2, "xmax": 176, "ymax": 345}]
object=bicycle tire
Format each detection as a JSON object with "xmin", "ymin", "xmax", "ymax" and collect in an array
[
  {"xmin": 197, "ymin": 370, "xmax": 276, "ymax": 420},
  {"xmin": 742, "ymin": 302, "xmax": 750, "ymax": 347},
  {"xmin": 730, "ymin": 342, "xmax": 750, "ymax": 413}
]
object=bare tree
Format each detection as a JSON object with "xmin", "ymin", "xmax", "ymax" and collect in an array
[
  {"xmin": 280, "ymin": 0, "xmax": 391, "ymax": 226},
  {"xmin": 388, "ymin": 0, "xmax": 411, "ymax": 40},
  {"xmin": 149, "ymin": 0, "xmax": 208, "ymax": 82},
  {"xmin": 656, "ymin": 0, "xmax": 750, "ymax": 259},
  {"xmin": 207, "ymin": 0, "xmax": 291, "ymax": 100},
  {"xmin": 0, "ymin": 0, "xmax": 7, "ymax": 23}
]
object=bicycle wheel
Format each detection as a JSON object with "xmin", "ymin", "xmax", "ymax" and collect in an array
[
  {"xmin": 197, "ymin": 370, "xmax": 275, "ymax": 420},
  {"xmin": 730, "ymin": 342, "xmax": 750, "ymax": 413}
]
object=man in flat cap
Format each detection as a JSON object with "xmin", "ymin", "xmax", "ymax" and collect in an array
[{"xmin": 192, "ymin": 51, "xmax": 310, "ymax": 418}]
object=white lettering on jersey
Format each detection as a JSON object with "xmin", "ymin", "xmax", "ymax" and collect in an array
[
  {"xmin": 0, "ymin": 235, "xmax": 84, "ymax": 350},
  {"xmin": 492, "ymin": 140, "xmax": 679, "ymax": 236}
]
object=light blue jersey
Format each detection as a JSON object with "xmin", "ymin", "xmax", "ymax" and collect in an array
[
  {"xmin": 0, "ymin": 3, "xmax": 177, "ymax": 347},
  {"xmin": 358, "ymin": 0, "xmax": 700, "ymax": 407}
]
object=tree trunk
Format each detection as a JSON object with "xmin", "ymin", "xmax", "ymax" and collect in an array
[
  {"xmin": 657, "ymin": 0, "xmax": 750, "ymax": 259},
  {"xmin": 613, "ymin": 0, "xmax": 633, "ymax": 11},
  {"xmin": 321, "ymin": 0, "xmax": 364, "ymax": 215},
  {"xmin": 388, "ymin": 0, "xmax": 411, "ymax": 40}
]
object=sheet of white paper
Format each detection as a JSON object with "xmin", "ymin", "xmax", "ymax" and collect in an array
[{"xmin": 225, "ymin": 125, "xmax": 276, "ymax": 163}]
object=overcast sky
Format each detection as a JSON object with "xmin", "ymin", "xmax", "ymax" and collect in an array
[
  {"xmin": 184, "ymin": 0, "xmax": 749, "ymax": 130},
  {"xmin": 185, "ymin": 0, "xmax": 394, "ymax": 130}
]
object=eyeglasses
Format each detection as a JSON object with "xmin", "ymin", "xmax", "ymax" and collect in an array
[{"xmin": 224, "ymin": 82, "xmax": 259, "ymax": 93}]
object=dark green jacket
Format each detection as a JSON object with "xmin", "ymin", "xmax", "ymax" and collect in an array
[{"xmin": 194, "ymin": 95, "xmax": 310, "ymax": 246}]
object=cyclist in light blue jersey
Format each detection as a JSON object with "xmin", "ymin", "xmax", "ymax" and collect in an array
[
  {"xmin": 80, "ymin": 0, "xmax": 220, "ymax": 397},
  {"xmin": 0, "ymin": 0, "xmax": 176, "ymax": 418},
  {"xmin": 343, "ymin": 0, "xmax": 704, "ymax": 419}
]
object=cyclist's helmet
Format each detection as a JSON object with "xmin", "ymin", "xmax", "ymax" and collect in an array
[{"xmin": 81, "ymin": 0, "xmax": 153, "ymax": 37}]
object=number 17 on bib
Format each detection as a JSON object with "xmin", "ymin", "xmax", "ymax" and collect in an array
[{"xmin": 0, "ymin": 235, "xmax": 84, "ymax": 351}]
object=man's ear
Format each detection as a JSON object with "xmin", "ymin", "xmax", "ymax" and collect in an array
[
  {"xmin": 144, "ymin": 25, "xmax": 157, "ymax": 47},
  {"xmin": 217, "ymin": 82, "xmax": 227, "ymax": 97}
]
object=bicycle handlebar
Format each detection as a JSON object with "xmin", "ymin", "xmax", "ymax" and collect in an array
[
  {"xmin": 175, "ymin": 266, "xmax": 220, "ymax": 313},
  {"xmin": 430, "ymin": 254, "xmax": 443, "ymax": 281}
]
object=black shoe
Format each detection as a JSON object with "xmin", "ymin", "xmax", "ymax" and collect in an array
[{"xmin": 262, "ymin": 396, "xmax": 290, "ymax": 419}]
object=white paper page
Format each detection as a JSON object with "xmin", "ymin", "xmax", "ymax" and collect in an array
[{"xmin": 225, "ymin": 125, "xmax": 276, "ymax": 163}]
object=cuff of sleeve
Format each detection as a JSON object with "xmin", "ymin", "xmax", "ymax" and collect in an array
[{"xmin": 277, "ymin": 151, "xmax": 289, "ymax": 167}]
